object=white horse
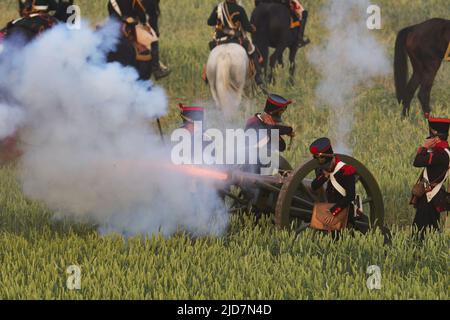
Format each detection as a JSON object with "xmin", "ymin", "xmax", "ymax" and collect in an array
[{"xmin": 206, "ymin": 43, "xmax": 250, "ymax": 119}]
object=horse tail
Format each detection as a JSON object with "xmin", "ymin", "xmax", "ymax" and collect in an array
[{"xmin": 394, "ymin": 27, "xmax": 411, "ymax": 104}]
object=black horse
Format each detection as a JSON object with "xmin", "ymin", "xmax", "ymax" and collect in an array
[
  {"xmin": 394, "ymin": 18, "xmax": 450, "ymax": 118},
  {"xmin": 251, "ymin": 1, "xmax": 308, "ymax": 84}
]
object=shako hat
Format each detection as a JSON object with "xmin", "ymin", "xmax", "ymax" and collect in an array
[
  {"xmin": 264, "ymin": 94, "xmax": 292, "ymax": 115},
  {"xmin": 310, "ymin": 137, "xmax": 334, "ymax": 165},
  {"xmin": 428, "ymin": 117, "xmax": 450, "ymax": 140},
  {"xmin": 179, "ymin": 103, "xmax": 204, "ymax": 123}
]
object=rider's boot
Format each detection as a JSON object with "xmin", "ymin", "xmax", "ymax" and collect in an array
[
  {"xmin": 250, "ymin": 52, "xmax": 264, "ymax": 86},
  {"xmin": 151, "ymin": 42, "xmax": 171, "ymax": 80},
  {"xmin": 298, "ymin": 10, "xmax": 310, "ymax": 48}
]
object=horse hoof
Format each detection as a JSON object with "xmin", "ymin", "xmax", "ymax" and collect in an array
[{"xmin": 298, "ymin": 38, "xmax": 311, "ymax": 48}]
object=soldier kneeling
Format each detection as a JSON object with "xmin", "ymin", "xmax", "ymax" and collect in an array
[{"xmin": 309, "ymin": 138, "xmax": 358, "ymax": 234}]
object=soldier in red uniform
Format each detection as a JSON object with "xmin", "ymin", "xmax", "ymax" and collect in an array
[
  {"xmin": 179, "ymin": 104, "xmax": 205, "ymax": 134},
  {"xmin": 245, "ymin": 94, "xmax": 295, "ymax": 153},
  {"xmin": 412, "ymin": 118, "xmax": 450, "ymax": 238},
  {"xmin": 310, "ymin": 138, "xmax": 357, "ymax": 222}
]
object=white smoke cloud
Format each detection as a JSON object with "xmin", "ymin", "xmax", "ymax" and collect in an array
[
  {"xmin": 0, "ymin": 103, "xmax": 24, "ymax": 139},
  {"xmin": 308, "ymin": 0, "xmax": 390, "ymax": 153},
  {"xmin": 0, "ymin": 21, "xmax": 228, "ymax": 237}
]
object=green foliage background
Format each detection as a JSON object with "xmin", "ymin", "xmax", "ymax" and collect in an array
[{"xmin": 0, "ymin": 0, "xmax": 449, "ymax": 299}]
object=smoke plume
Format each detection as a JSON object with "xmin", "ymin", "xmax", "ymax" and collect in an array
[
  {"xmin": 308, "ymin": 0, "xmax": 390, "ymax": 153},
  {"xmin": 0, "ymin": 21, "xmax": 228, "ymax": 236}
]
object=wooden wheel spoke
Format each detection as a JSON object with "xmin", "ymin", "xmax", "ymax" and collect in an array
[
  {"xmin": 291, "ymin": 194, "xmax": 314, "ymax": 208},
  {"xmin": 296, "ymin": 182, "xmax": 318, "ymax": 203}
]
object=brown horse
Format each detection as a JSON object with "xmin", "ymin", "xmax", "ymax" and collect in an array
[{"xmin": 394, "ymin": 18, "xmax": 450, "ymax": 118}]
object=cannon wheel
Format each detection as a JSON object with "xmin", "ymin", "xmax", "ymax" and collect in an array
[{"xmin": 275, "ymin": 154, "xmax": 385, "ymax": 232}]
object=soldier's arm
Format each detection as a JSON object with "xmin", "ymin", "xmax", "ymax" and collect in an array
[
  {"xmin": 413, "ymin": 148, "xmax": 449, "ymax": 167},
  {"xmin": 270, "ymin": 124, "xmax": 294, "ymax": 136},
  {"xmin": 330, "ymin": 173, "xmax": 356, "ymax": 216},
  {"xmin": 238, "ymin": 7, "xmax": 254, "ymax": 33},
  {"xmin": 311, "ymin": 170, "xmax": 328, "ymax": 191},
  {"xmin": 207, "ymin": 6, "xmax": 218, "ymax": 26}
]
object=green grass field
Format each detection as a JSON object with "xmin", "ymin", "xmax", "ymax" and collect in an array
[{"xmin": 0, "ymin": 0, "xmax": 449, "ymax": 299}]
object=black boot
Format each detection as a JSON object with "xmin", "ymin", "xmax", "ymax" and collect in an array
[
  {"xmin": 151, "ymin": 42, "xmax": 171, "ymax": 80},
  {"xmin": 298, "ymin": 10, "xmax": 310, "ymax": 48},
  {"xmin": 250, "ymin": 52, "xmax": 264, "ymax": 86}
]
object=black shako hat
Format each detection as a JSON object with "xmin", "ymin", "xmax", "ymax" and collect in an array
[
  {"xmin": 310, "ymin": 137, "xmax": 334, "ymax": 165},
  {"xmin": 428, "ymin": 117, "xmax": 450, "ymax": 140},
  {"xmin": 264, "ymin": 94, "xmax": 292, "ymax": 115},
  {"xmin": 179, "ymin": 103, "xmax": 204, "ymax": 123}
]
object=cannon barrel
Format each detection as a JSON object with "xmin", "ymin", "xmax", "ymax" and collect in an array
[{"xmin": 229, "ymin": 170, "xmax": 284, "ymax": 187}]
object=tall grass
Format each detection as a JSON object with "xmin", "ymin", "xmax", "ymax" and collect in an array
[{"xmin": 0, "ymin": 0, "xmax": 449, "ymax": 299}]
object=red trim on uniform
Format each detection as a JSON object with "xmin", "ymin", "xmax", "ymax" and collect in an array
[
  {"xmin": 246, "ymin": 116, "xmax": 258, "ymax": 127},
  {"xmin": 267, "ymin": 96, "xmax": 292, "ymax": 108},
  {"xmin": 181, "ymin": 107, "xmax": 204, "ymax": 111},
  {"xmin": 332, "ymin": 207, "xmax": 342, "ymax": 216},
  {"xmin": 428, "ymin": 117, "xmax": 450, "ymax": 124},
  {"xmin": 342, "ymin": 164, "xmax": 356, "ymax": 176},
  {"xmin": 435, "ymin": 140, "xmax": 449, "ymax": 150},
  {"xmin": 428, "ymin": 153, "xmax": 433, "ymax": 165},
  {"xmin": 178, "ymin": 103, "xmax": 204, "ymax": 112}
]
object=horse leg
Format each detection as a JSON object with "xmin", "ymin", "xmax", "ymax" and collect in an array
[
  {"xmin": 401, "ymin": 46, "xmax": 425, "ymax": 118},
  {"xmin": 288, "ymin": 46, "xmax": 298, "ymax": 86},
  {"xmin": 259, "ymin": 45, "xmax": 269, "ymax": 82},
  {"xmin": 417, "ymin": 60, "xmax": 441, "ymax": 118},
  {"xmin": 269, "ymin": 46, "xmax": 286, "ymax": 85},
  {"xmin": 401, "ymin": 72, "xmax": 421, "ymax": 118}
]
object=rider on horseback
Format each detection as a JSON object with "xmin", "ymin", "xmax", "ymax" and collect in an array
[
  {"xmin": 255, "ymin": 0, "xmax": 309, "ymax": 47},
  {"xmin": 3, "ymin": 0, "xmax": 58, "ymax": 36},
  {"xmin": 208, "ymin": 0, "xmax": 263, "ymax": 86},
  {"xmin": 108, "ymin": 0, "xmax": 170, "ymax": 80}
]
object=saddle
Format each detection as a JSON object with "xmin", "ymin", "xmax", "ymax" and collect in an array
[{"xmin": 121, "ymin": 19, "xmax": 156, "ymax": 62}]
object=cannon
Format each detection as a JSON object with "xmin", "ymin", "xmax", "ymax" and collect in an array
[{"xmin": 219, "ymin": 155, "xmax": 385, "ymax": 233}]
